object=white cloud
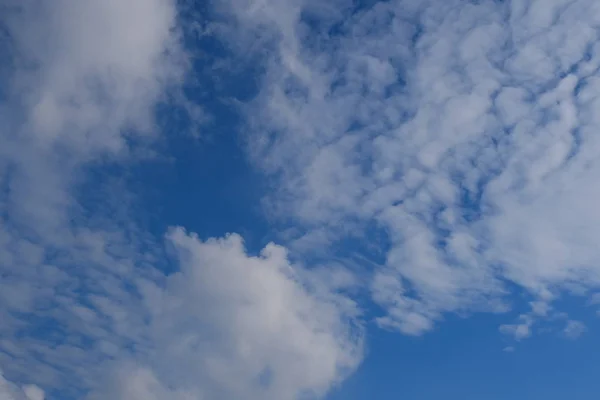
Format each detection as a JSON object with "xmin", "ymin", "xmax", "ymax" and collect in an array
[
  {"xmin": 220, "ymin": 0, "xmax": 600, "ymax": 335},
  {"xmin": 1, "ymin": 0, "xmax": 188, "ymax": 389},
  {"xmin": 530, "ymin": 301, "xmax": 551, "ymax": 317},
  {"xmin": 89, "ymin": 228, "xmax": 363, "ymax": 400},
  {"xmin": 563, "ymin": 320, "xmax": 586, "ymax": 339},
  {"xmin": 0, "ymin": 374, "xmax": 21, "ymax": 400},
  {"xmin": 0, "ymin": 372, "xmax": 44, "ymax": 400},
  {"xmin": 500, "ymin": 320, "xmax": 532, "ymax": 341},
  {"xmin": 4, "ymin": 0, "xmax": 184, "ymax": 149},
  {"xmin": 589, "ymin": 293, "xmax": 600, "ymax": 305},
  {"xmin": 21, "ymin": 386, "xmax": 44, "ymax": 400},
  {"xmin": 1, "ymin": 0, "xmax": 188, "ymax": 236}
]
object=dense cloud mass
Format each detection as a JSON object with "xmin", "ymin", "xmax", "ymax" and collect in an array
[
  {"xmin": 88, "ymin": 228, "xmax": 361, "ymax": 400},
  {"xmin": 1, "ymin": 0, "xmax": 600, "ymax": 398}
]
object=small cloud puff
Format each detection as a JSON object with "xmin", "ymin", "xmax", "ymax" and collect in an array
[{"xmin": 563, "ymin": 320, "xmax": 586, "ymax": 340}]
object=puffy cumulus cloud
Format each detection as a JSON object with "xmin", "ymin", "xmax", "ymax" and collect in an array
[
  {"xmin": 1, "ymin": 224, "xmax": 364, "ymax": 399},
  {"xmin": 89, "ymin": 228, "xmax": 363, "ymax": 400},
  {"xmin": 216, "ymin": 0, "xmax": 600, "ymax": 336}
]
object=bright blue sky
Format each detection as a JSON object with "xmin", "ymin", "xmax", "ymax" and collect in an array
[{"xmin": 2, "ymin": 0, "xmax": 600, "ymax": 399}]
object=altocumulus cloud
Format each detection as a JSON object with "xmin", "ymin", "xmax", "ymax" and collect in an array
[
  {"xmin": 0, "ymin": 0, "xmax": 362, "ymax": 399},
  {"xmin": 217, "ymin": 0, "xmax": 600, "ymax": 337}
]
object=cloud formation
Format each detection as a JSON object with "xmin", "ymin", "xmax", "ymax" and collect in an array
[
  {"xmin": 0, "ymin": 0, "xmax": 362, "ymax": 399},
  {"xmin": 89, "ymin": 229, "xmax": 362, "ymax": 400},
  {"xmin": 3, "ymin": 0, "xmax": 600, "ymax": 398},
  {"xmin": 220, "ymin": 0, "xmax": 600, "ymax": 335},
  {"xmin": 0, "ymin": 0, "xmax": 187, "ymax": 395},
  {"xmin": 0, "ymin": 372, "xmax": 43, "ymax": 400}
]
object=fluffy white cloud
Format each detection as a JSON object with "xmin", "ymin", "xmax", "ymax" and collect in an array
[
  {"xmin": 4, "ymin": 0, "xmax": 183, "ymax": 149},
  {"xmin": 219, "ymin": 0, "xmax": 600, "ymax": 335},
  {"xmin": 88, "ymin": 228, "xmax": 362, "ymax": 400}
]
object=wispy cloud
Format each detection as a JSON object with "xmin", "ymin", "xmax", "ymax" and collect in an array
[{"xmin": 220, "ymin": 0, "xmax": 600, "ymax": 335}]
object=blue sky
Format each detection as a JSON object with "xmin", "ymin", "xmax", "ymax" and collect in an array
[{"xmin": 2, "ymin": 0, "xmax": 600, "ymax": 399}]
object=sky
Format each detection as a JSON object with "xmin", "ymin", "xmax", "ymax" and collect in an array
[{"xmin": 1, "ymin": 0, "xmax": 600, "ymax": 399}]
